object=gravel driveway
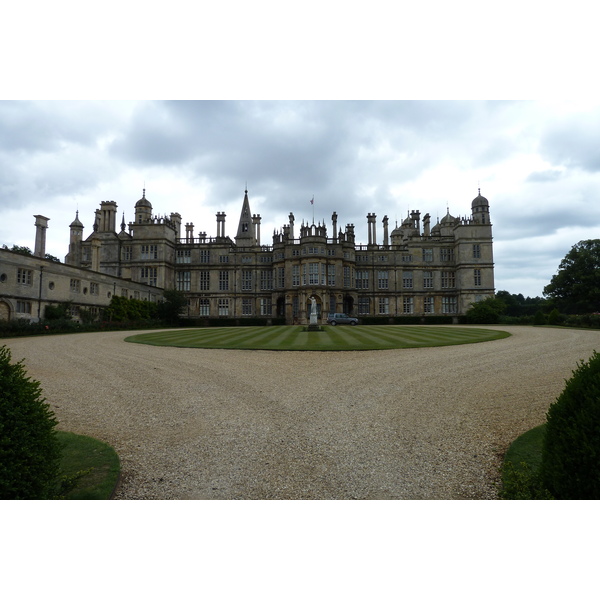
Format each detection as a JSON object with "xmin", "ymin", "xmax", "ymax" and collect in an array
[{"xmin": 4, "ymin": 326, "xmax": 599, "ymax": 499}]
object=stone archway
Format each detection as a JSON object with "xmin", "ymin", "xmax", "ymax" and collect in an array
[
  {"xmin": 343, "ymin": 295, "xmax": 355, "ymax": 315},
  {"xmin": 0, "ymin": 301, "xmax": 11, "ymax": 321}
]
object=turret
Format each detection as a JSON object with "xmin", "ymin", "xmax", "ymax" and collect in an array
[
  {"xmin": 135, "ymin": 189, "xmax": 153, "ymax": 224},
  {"xmin": 65, "ymin": 211, "xmax": 84, "ymax": 265},
  {"xmin": 471, "ymin": 189, "xmax": 490, "ymax": 225}
]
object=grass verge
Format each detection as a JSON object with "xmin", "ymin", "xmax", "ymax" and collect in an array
[
  {"xmin": 55, "ymin": 431, "xmax": 120, "ymax": 500},
  {"xmin": 500, "ymin": 424, "xmax": 553, "ymax": 499},
  {"xmin": 126, "ymin": 325, "xmax": 510, "ymax": 351}
]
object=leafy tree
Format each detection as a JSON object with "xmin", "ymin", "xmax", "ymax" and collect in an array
[
  {"xmin": 465, "ymin": 296, "xmax": 505, "ymax": 324},
  {"xmin": 2, "ymin": 244, "xmax": 32, "ymax": 255},
  {"xmin": 544, "ymin": 240, "xmax": 600, "ymax": 313},
  {"xmin": 44, "ymin": 253, "xmax": 61, "ymax": 263},
  {"xmin": 541, "ymin": 351, "xmax": 600, "ymax": 499},
  {"xmin": 0, "ymin": 346, "xmax": 61, "ymax": 499},
  {"xmin": 158, "ymin": 289, "xmax": 187, "ymax": 324},
  {"xmin": 45, "ymin": 303, "xmax": 72, "ymax": 321}
]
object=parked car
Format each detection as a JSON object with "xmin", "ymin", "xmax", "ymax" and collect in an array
[{"xmin": 326, "ymin": 313, "xmax": 358, "ymax": 326}]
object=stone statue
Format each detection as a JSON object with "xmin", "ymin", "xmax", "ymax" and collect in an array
[{"xmin": 309, "ymin": 296, "xmax": 318, "ymax": 326}]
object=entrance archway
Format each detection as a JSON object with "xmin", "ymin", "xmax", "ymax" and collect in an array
[
  {"xmin": 343, "ymin": 295, "xmax": 354, "ymax": 315},
  {"xmin": 0, "ymin": 301, "xmax": 11, "ymax": 321}
]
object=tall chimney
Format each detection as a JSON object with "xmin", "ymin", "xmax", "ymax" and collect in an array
[{"xmin": 33, "ymin": 215, "xmax": 50, "ymax": 258}]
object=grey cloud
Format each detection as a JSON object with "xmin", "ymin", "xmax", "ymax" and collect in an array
[
  {"xmin": 539, "ymin": 114, "xmax": 600, "ymax": 172},
  {"xmin": 526, "ymin": 169, "xmax": 563, "ymax": 182}
]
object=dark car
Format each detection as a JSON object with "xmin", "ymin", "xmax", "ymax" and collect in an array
[{"xmin": 326, "ymin": 313, "xmax": 358, "ymax": 326}]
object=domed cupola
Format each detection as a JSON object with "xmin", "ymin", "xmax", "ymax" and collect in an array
[
  {"xmin": 69, "ymin": 210, "xmax": 84, "ymax": 229},
  {"xmin": 471, "ymin": 188, "xmax": 490, "ymax": 224},
  {"xmin": 135, "ymin": 188, "xmax": 153, "ymax": 223}
]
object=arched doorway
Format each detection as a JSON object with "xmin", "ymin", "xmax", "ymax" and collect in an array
[
  {"xmin": 0, "ymin": 301, "xmax": 11, "ymax": 321},
  {"xmin": 276, "ymin": 296, "xmax": 285, "ymax": 318},
  {"xmin": 343, "ymin": 295, "xmax": 354, "ymax": 315}
]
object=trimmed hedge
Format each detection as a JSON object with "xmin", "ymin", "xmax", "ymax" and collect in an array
[
  {"xmin": 0, "ymin": 345, "xmax": 61, "ymax": 499},
  {"xmin": 541, "ymin": 351, "xmax": 600, "ymax": 499}
]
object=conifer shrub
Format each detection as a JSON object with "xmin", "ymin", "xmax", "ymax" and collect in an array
[
  {"xmin": 547, "ymin": 308, "xmax": 562, "ymax": 326},
  {"xmin": 0, "ymin": 345, "xmax": 61, "ymax": 499},
  {"xmin": 540, "ymin": 351, "xmax": 600, "ymax": 499}
]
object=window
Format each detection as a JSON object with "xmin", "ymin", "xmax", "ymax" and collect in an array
[
  {"xmin": 402, "ymin": 254, "xmax": 413, "ymax": 263},
  {"xmin": 242, "ymin": 255, "xmax": 252, "ymax": 263},
  {"xmin": 292, "ymin": 265, "xmax": 300, "ymax": 287},
  {"xmin": 343, "ymin": 266, "xmax": 351, "ymax": 287},
  {"xmin": 16, "ymin": 301, "xmax": 31, "ymax": 314},
  {"xmin": 403, "ymin": 297, "xmax": 414, "ymax": 314},
  {"xmin": 177, "ymin": 271, "xmax": 191, "ymax": 291},
  {"xmin": 260, "ymin": 298, "xmax": 272, "ymax": 316},
  {"xmin": 176, "ymin": 249, "xmax": 191, "ymax": 263},
  {"xmin": 424, "ymin": 297, "xmax": 434, "ymax": 314},
  {"xmin": 218, "ymin": 298, "xmax": 229, "ymax": 316},
  {"xmin": 242, "ymin": 298, "xmax": 252, "ymax": 315},
  {"xmin": 199, "ymin": 298, "xmax": 209, "ymax": 316},
  {"xmin": 219, "ymin": 271, "xmax": 229, "ymax": 291},
  {"xmin": 327, "ymin": 264, "xmax": 336, "ymax": 286},
  {"xmin": 219, "ymin": 255, "xmax": 229, "ymax": 263},
  {"xmin": 260, "ymin": 270, "xmax": 272, "ymax": 291},
  {"xmin": 277, "ymin": 267, "xmax": 285, "ymax": 288},
  {"xmin": 292, "ymin": 296, "xmax": 299, "ymax": 317},
  {"xmin": 308, "ymin": 263, "xmax": 319, "ymax": 285},
  {"xmin": 327, "ymin": 249, "xmax": 336, "ymax": 256},
  {"xmin": 199, "ymin": 271, "xmax": 210, "ymax": 291},
  {"xmin": 378, "ymin": 297, "xmax": 389, "ymax": 314},
  {"xmin": 141, "ymin": 244, "xmax": 158, "ymax": 259},
  {"xmin": 140, "ymin": 267, "xmax": 157, "ymax": 286},
  {"xmin": 200, "ymin": 250, "xmax": 210, "ymax": 263},
  {"xmin": 70, "ymin": 278, "xmax": 81, "ymax": 293},
  {"xmin": 440, "ymin": 248, "xmax": 454, "ymax": 262},
  {"xmin": 378, "ymin": 271, "xmax": 389, "ymax": 290},
  {"xmin": 473, "ymin": 244, "xmax": 481, "ymax": 259},
  {"xmin": 441, "ymin": 271, "xmax": 455, "ymax": 288},
  {"xmin": 422, "ymin": 248, "xmax": 433, "ymax": 262},
  {"xmin": 329, "ymin": 294, "xmax": 336, "ymax": 313},
  {"xmin": 17, "ymin": 268, "xmax": 33, "ymax": 285},
  {"xmin": 423, "ymin": 271, "xmax": 433, "ymax": 289},
  {"xmin": 242, "ymin": 270, "xmax": 253, "ymax": 291},
  {"xmin": 121, "ymin": 288, "xmax": 128, "ymax": 297},
  {"xmin": 123, "ymin": 246, "xmax": 132, "ymax": 260},
  {"xmin": 259, "ymin": 255, "xmax": 272, "ymax": 263},
  {"xmin": 378, "ymin": 255, "xmax": 388, "ymax": 263},
  {"xmin": 356, "ymin": 270, "xmax": 369, "ymax": 289},
  {"xmin": 90, "ymin": 282, "xmax": 99, "ymax": 295},
  {"xmin": 474, "ymin": 269, "xmax": 482, "ymax": 287},
  {"xmin": 358, "ymin": 297, "xmax": 370, "ymax": 315},
  {"xmin": 442, "ymin": 297, "xmax": 457, "ymax": 314},
  {"xmin": 402, "ymin": 271, "xmax": 413, "ymax": 289}
]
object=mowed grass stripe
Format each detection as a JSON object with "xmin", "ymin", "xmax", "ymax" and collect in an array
[{"xmin": 126, "ymin": 325, "xmax": 510, "ymax": 351}]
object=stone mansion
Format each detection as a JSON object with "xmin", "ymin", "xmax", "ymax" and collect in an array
[{"xmin": 1, "ymin": 188, "xmax": 494, "ymax": 324}]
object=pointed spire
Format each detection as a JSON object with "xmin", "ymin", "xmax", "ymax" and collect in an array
[{"xmin": 121, "ymin": 212, "xmax": 126, "ymax": 232}]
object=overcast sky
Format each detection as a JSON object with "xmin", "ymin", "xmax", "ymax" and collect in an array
[{"xmin": 2, "ymin": 99, "xmax": 600, "ymax": 297}]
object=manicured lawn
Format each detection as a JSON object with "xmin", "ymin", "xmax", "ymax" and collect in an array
[
  {"xmin": 56, "ymin": 431, "xmax": 120, "ymax": 500},
  {"xmin": 125, "ymin": 325, "xmax": 510, "ymax": 351}
]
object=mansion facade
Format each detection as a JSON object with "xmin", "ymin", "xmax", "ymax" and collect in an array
[{"xmin": 58, "ymin": 187, "xmax": 494, "ymax": 323}]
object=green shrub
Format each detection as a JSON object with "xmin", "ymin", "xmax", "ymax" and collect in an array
[
  {"xmin": 547, "ymin": 308, "xmax": 563, "ymax": 326},
  {"xmin": 540, "ymin": 351, "xmax": 600, "ymax": 499},
  {"xmin": 533, "ymin": 310, "xmax": 547, "ymax": 325},
  {"xmin": 0, "ymin": 346, "xmax": 61, "ymax": 499}
]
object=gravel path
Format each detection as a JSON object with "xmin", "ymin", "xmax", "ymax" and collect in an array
[{"xmin": 4, "ymin": 326, "xmax": 600, "ymax": 499}]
